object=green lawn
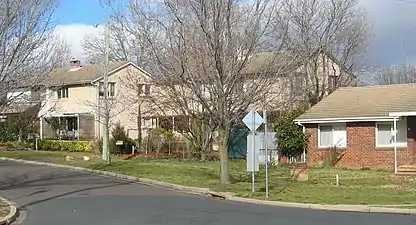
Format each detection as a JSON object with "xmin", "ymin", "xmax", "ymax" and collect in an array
[{"xmin": 1, "ymin": 150, "xmax": 416, "ymax": 205}]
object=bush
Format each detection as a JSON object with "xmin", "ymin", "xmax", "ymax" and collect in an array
[
  {"xmin": 147, "ymin": 127, "xmax": 165, "ymax": 153},
  {"xmin": 322, "ymin": 146, "xmax": 341, "ymax": 167},
  {"xmin": 110, "ymin": 123, "xmax": 135, "ymax": 154},
  {"xmin": 0, "ymin": 120, "xmax": 19, "ymax": 142},
  {"xmin": 0, "ymin": 141, "xmax": 15, "ymax": 147},
  {"xmin": 38, "ymin": 140, "xmax": 93, "ymax": 152},
  {"xmin": 274, "ymin": 104, "xmax": 309, "ymax": 158}
]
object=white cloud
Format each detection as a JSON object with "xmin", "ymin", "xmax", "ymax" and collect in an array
[
  {"xmin": 53, "ymin": 24, "xmax": 104, "ymax": 61},
  {"xmin": 54, "ymin": 0, "xmax": 416, "ymax": 68}
]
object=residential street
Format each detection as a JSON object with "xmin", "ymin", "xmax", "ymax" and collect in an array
[{"xmin": 0, "ymin": 160, "xmax": 414, "ymax": 225}]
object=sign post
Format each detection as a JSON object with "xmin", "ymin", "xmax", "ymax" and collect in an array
[
  {"xmin": 263, "ymin": 109, "xmax": 269, "ymax": 198},
  {"xmin": 251, "ymin": 111, "xmax": 255, "ymax": 193},
  {"xmin": 242, "ymin": 109, "xmax": 264, "ymax": 193}
]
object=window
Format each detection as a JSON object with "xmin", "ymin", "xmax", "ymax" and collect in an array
[
  {"xmin": 99, "ymin": 82, "xmax": 115, "ymax": 97},
  {"xmin": 328, "ymin": 75, "xmax": 337, "ymax": 90},
  {"xmin": 57, "ymin": 87, "xmax": 68, "ymax": 99},
  {"xmin": 318, "ymin": 123, "xmax": 347, "ymax": 148},
  {"xmin": 138, "ymin": 84, "xmax": 151, "ymax": 96},
  {"xmin": 376, "ymin": 120, "xmax": 407, "ymax": 147},
  {"xmin": 67, "ymin": 117, "xmax": 78, "ymax": 131}
]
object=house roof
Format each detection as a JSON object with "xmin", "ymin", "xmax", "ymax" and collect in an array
[
  {"xmin": 295, "ymin": 83, "xmax": 416, "ymax": 122},
  {"xmin": 0, "ymin": 103, "xmax": 39, "ymax": 115},
  {"xmin": 241, "ymin": 49, "xmax": 354, "ymax": 77},
  {"xmin": 38, "ymin": 61, "xmax": 130, "ymax": 86},
  {"xmin": 241, "ymin": 51, "xmax": 303, "ymax": 75}
]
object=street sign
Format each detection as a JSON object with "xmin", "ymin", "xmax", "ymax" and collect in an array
[
  {"xmin": 242, "ymin": 109, "xmax": 264, "ymax": 131},
  {"xmin": 246, "ymin": 133, "xmax": 260, "ymax": 172},
  {"xmin": 243, "ymin": 109, "xmax": 264, "ymax": 194},
  {"xmin": 116, "ymin": 141, "xmax": 124, "ymax": 146}
]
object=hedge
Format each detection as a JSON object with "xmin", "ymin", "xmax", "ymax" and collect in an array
[{"xmin": 38, "ymin": 140, "xmax": 93, "ymax": 152}]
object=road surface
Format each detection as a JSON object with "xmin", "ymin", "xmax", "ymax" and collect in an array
[{"xmin": 0, "ymin": 160, "xmax": 415, "ymax": 225}]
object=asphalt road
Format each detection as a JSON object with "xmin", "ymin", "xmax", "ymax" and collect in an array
[{"xmin": 0, "ymin": 160, "xmax": 415, "ymax": 225}]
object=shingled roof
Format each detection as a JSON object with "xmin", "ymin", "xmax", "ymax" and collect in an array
[
  {"xmin": 37, "ymin": 61, "xmax": 130, "ymax": 86},
  {"xmin": 295, "ymin": 83, "xmax": 416, "ymax": 122}
]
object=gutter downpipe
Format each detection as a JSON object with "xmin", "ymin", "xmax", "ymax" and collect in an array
[
  {"xmin": 297, "ymin": 121, "xmax": 306, "ymax": 163},
  {"xmin": 393, "ymin": 116, "xmax": 398, "ymax": 174}
]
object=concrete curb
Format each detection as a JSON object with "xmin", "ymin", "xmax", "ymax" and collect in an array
[
  {"xmin": 1, "ymin": 157, "xmax": 416, "ymax": 216},
  {"xmin": 0, "ymin": 197, "xmax": 19, "ymax": 225}
]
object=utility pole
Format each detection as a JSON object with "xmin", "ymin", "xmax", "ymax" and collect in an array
[{"xmin": 102, "ymin": 22, "xmax": 111, "ymax": 163}]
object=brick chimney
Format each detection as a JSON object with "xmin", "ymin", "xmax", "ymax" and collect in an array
[{"xmin": 69, "ymin": 58, "xmax": 82, "ymax": 71}]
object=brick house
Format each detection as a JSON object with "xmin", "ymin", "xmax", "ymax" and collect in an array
[{"xmin": 294, "ymin": 83, "xmax": 416, "ymax": 173}]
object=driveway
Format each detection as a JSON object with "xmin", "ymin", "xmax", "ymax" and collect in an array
[{"xmin": 0, "ymin": 160, "xmax": 415, "ymax": 225}]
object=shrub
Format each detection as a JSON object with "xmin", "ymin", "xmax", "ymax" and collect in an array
[
  {"xmin": 38, "ymin": 140, "xmax": 93, "ymax": 152},
  {"xmin": 0, "ymin": 120, "xmax": 19, "ymax": 142},
  {"xmin": 274, "ymin": 104, "xmax": 309, "ymax": 158},
  {"xmin": 110, "ymin": 123, "xmax": 135, "ymax": 154},
  {"xmin": 0, "ymin": 141, "xmax": 15, "ymax": 147},
  {"xmin": 322, "ymin": 146, "xmax": 341, "ymax": 167}
]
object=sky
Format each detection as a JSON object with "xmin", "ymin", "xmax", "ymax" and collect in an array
[{"xmin": 53, "ymin": 0, "xmax": 416, "ymax": 68}]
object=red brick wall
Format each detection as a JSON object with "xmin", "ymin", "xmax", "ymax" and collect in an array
[{"xmin": 305, "ymin": 119, "xmax": 416, "ymax": 169}]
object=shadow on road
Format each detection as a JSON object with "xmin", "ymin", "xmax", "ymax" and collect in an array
[{"xmin": 0, "ymin": 160, "xmax": 135, "ymax": 208}]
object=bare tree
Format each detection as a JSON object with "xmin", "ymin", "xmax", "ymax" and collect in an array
[
  {"xmin": 98, "ymin": 0, "xmax": 304, "ymax": 184},
  {"xmin": 373, "ymin": 64, "xmax": 416, "ymax": 85},
  {"xmin": 0, "ymin": 0, "xmax": 72, "ymax": 141},
  {"xmin": 0, "ymin": 0, "xmax": 69, "ymax": 110},
  {"xmin": 81, "ymin": 8, "xmax": 154, "ymax": 70},
  {"xmin": 279, "ymin": 0, "xmax": 369, "ymax": 104}
]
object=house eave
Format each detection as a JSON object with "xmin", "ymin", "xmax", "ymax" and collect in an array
[
  {"xmin": 294, "ymin": 116, "xmax": 397, "ymax": 124},
  {"xmin": 388, "ymin": 111, "xmax": 416, "ymax": 117}
]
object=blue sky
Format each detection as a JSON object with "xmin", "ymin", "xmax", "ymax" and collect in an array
[
  {"xmin": 53, "ymin": 0, "xmax": 416, "ymax": 69},
  {"xmin": 54, "ymin": 0, "xmax": 105, "ymax": 25}
]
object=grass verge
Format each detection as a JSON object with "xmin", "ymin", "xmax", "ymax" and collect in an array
[{"xmin": 1, "ymin": 150, "xmax": 416, "ymax": 205}]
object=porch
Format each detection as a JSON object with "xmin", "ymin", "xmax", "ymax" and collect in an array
[
  {"xmin": 388, "ymin": 112, "xmax": 416, "ymax": 174},
  {"xmin": 40, "ymin": 113, "xmax": 95, "ymax": 140}
]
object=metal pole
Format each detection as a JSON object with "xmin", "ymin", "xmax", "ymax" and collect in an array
[
  {"xmin": 77, "ymin": 114, "xmax": 80, "ymax": 140},
  {"xmin": 102, "ymin": 22, "xmax": 110, "ymax": 164},
  {"xmin": 263, "ymin": 109, "xmax": 268, "ymax": 198},
  {"xmin": 393, "ymin": 117, "xmax": 398, "ymax": 174},
  {"xmin": 252, "ymin": 110, "xmax": 255, "ymax": 193}
]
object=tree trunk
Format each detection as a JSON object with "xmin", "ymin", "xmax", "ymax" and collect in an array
[
  {"xmin": 18, "ymin": 126, "xmax": 22, "ymax": 142},
  {"xmin": 200, "ymin": 146, "xmax": 206, "ymax": 161},
  {"xmin": 218, "ymin": 125, "xmax": 230, "ymax": 185},
  {"xmin": 137, "ymin": 104, "xmax": 142, "ymax": 151},
  {"xmin": 168, "ymin": 141, "xmax": 171, "ymax": 155}
]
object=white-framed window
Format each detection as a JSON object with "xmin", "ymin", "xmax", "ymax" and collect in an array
[
  {"xmin": 138, "ymin": 84, "xmax": 151, "ymax": 96},
  {"xmin": 375, "ymin": 120, "xmax": 407, "ymax": 147},
  {"xmin": 99, "ymin": 82, "xmax": 115, "ymax": 97},
  {"xmin": 318, "ymin": 123, "xmax": 347, "ymax": 148},
  {"xmin": 57, "ymin": 87, "xmax": 68, "ymax": 99}
]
